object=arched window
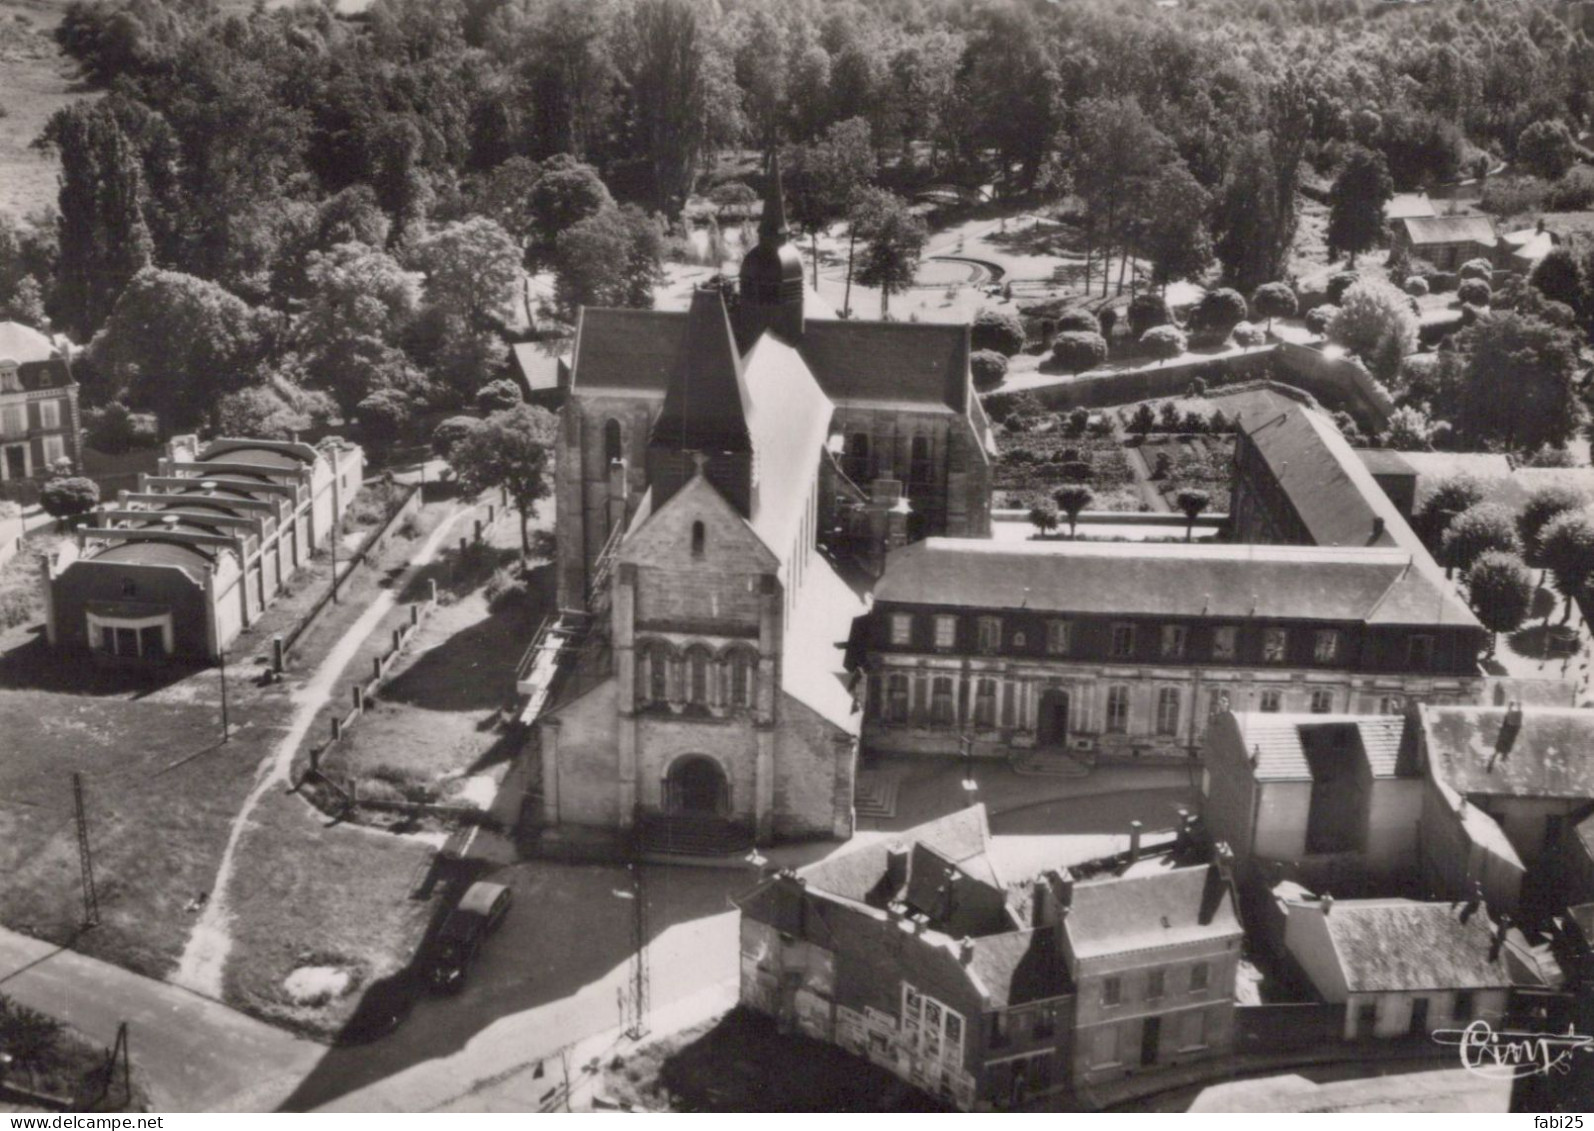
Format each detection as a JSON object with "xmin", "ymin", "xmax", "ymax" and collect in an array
[
  {"xmin": 729, "ymin": 649, "xmax": 753, "ymax": 707},
  {"xmin": 650, "ymin": 643, "xmax": 670, "ymax": 702},
  {"xmin": 910, "ymin": 434, "xmax": 932, "ymax": 484},
  {"xmin": 604, "ymin": 419, "xmax": 623, "ymax": 464},
  {"xmin": 691, "ymin": 520, "xmax": 705, "ymax": 558},
  {"xmin": 688, "ymin": 646, "xmax": 711, "ymax": 705}
]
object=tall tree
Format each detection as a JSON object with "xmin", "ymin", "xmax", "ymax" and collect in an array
[
  {"xmin": 1214, "ymin": 133, "xmax": 1284, "ymax": 293},
  {"xmin": 852, "ymin": 190, "xmax": 927, "ymax": 319},
  {"xmin": 1140, "ymin": 162, "xmax": 1213, "ymax": 291},
  {"xmin": 408, "ymin": 216, "xmax": 522, "ymax": 326},
  {"xmin": 783, "ymin": 118, "xmax": 876, "ymax": 287},
  {"xmin": 448, "ymin": 402, "xmax": 560, "ymax": 554},
  {"xmin": 1327, "ymin": 145, "xmax": 1393, "ymax": 266},
  {"xmin": 1072, "ymin": 97, "xmax": 1172, "ymax": 298},
  {"xmin": 1458, "ymin": 312, "xmax": 1583, "ymax": 451}
]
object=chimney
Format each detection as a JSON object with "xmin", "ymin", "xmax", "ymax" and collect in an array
[
  {"xmin": 1372, "ymin": 515, "xmax": 1385, "ymax": 540},
  {"xmin": 1490, "ymin": 913, "xmax": 1510, "ymax": 962},
  {"xmin": 1495, "ymin": 701, "xmax": 1523, "ymax": 759},
  {"xmin": 913, "ymin": 913, "xmax": 929, "ymax": 936},
  {"xmin": 886, "ymin": 846, "xmax": 909, "ymax": 894},
  {"xmin": 1129, "ymin": 820, "xmax": 1143, "ymax": 863},
  {"xmin": 959, "ymin": 937, "xmax": 975, "ymax": 966},
  {"xmin": 1032, "ymin": 879, "xmax": 1049, "ymax": 929},
  {"xmin": 1321, "ymin": 893, "xmax": 1334, "ymax": 915}
]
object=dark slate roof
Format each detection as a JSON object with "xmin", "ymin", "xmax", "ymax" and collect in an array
[
  {"xmin": 1229, "ymin": 713, "xmax": 1413, "ymax": 781},
  {"xmin": 872, "ymin": 539, "xmax": 1478, "ymax": 628},
  {"xmin": 1318, "ymin": 899, "xmax": 1546, "ymax": 991},
  {"xmin": 1401, "ymin": 215, "xmax": 1497, "ymax": 246},
  {"xmin": 800, "ymin": 805, "xmax": 1001, "ymax": 906},
  {"xmin": 651, "ymin": 286, "xmax": 752, "ymax": 453},
  {"xmin": 969, "ymin": 927, "xmax": 1072, "ymax": 1007},
  {"xmin": 1064, "ymin": 864, "xmax": 1241, "ymax": 960},
  {"xmin": 1420, "ymin": 705, "xmax": 1594, "ymax": 800},
  {"xmin": 199, "ymin": 442, "xmax": 312, "ymax": 470},
  {"xmin": 796, "ymin": 320, "xmax": 969, "ymax": 412},
  {"xmin": 568, "ymin": 307, "xmax": 970, "ymax": 414}
]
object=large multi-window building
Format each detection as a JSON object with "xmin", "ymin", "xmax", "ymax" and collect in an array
[
  {"xmin": 0, "ymin": 320, "xmax": 82, "ymax": 497},
  {"xmin": 850, "ymin": 390, "xmax": 1489, "ymax": 762}
]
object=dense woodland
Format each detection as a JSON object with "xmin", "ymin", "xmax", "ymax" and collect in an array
[{"xmin": 1, "ymin": 0, "xmax": 1594, "ymax": 458}]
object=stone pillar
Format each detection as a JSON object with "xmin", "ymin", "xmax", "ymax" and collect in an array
[
  {"xmin": 541, "ymin": 717, "xmax": 562, "ymax": 824},
  {"xmin": 753, "ymin": 572, "xmax": 782, "ymax": 836}
]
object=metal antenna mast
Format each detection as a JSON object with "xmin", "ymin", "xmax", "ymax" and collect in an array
[
  {"xmin": 628, "ymin": 861, "xmax": 650, "ymax": 1040},
  {"xmin": 72, "ymin": 772, "xmax": 99, "ymax": 928}
]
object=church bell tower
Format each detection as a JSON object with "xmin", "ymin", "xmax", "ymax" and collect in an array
[{"xmin": 736, "ymin": 150, "xmax": 806, "ymax": 347}]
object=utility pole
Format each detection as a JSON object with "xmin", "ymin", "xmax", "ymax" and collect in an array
[
  {"xmin": 330, "ymin": 517, "xmax": 341, "ymax": 604},
  {"xmin": 103, "ymin": 1022, "xmax": 130, "ymax": 1107},
  {"xmin": 627, "ymin": 862, "xmax": 650, "ymax": 1041},
  {"xmin": 218, "ymin": 647, "xmax": 230, "ymax": 743},
  {"xmin": 72, "ymin": 772, "xmax": 99, "ymax": 929}
]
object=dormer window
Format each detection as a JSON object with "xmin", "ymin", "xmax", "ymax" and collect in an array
[{"xmin": 0, "ymin": 360, "xmax": 18, "ymax": 393}]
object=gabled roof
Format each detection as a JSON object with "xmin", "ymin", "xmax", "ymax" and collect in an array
[
  {"xmin": 969, "ymin": 927, "xmax": 1072, "ymax": 1007},
  {"xmin": 1400, "ymin": 215, "xmax": 1497, "ymax": 246},
  {"xmin": 1420, "ymin": 705, "xmax": 1594, "ymax": 800},
  {"xmin": 570, "ymin": 308, "xmax": 688, "ymax": 393},
  {"xmin": 799, "ymin": 805, "xmax": 1001, "ymax": 906},
  {"xmin": 1227, "ymin": 712, "xmax": 1412, "ymax": 782},
  {"xmin": 1063, "ymin": 864, "xmax": 1241, "ymax": 960},
  {"xmin": 1386, "ymin": 192, "xmax": 1437, "ymax": 221},
  {"xmin": 741, "ymin": 334, "xmax": 833, "ymax": 555},
  {"xmin": 871, "ymin": 538, "xmax": 1477, "ymax": 628},
  {"xmin": 651, "ymin": 286, "xmax": 751, "ymax": 454},
  {"xmin": 1308, "ymin": 898, "xmax": 1549, "ymax": 992}
]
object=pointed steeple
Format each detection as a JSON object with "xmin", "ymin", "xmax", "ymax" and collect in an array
[{"xmin": 759, "ymin": 148, "xmax": 789, "ymax": 247}]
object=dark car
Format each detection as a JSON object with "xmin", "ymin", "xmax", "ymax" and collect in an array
[{"xmin": 429, "ymin": 880, "xmax": 512, "ymax": 993}]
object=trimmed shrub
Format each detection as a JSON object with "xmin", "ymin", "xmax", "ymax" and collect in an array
[
  {"xmin": 1427, "ymin": 270, "xmax": 1458, "ymax": 293},
  {"xmin": 1233, "ymin": 321, "xmax": 1266, "ymax": 347},
  {"xmin": 1405, "ymin": 276, "xmax": 1429, "ymax": 296},
  {"xmin": 39, "ymin": 476, "xmax": 100, "ymax": 519},
  {"xmin": 970, "ymin": 349, "xmax": 1009, "ymax": 390},
  {"xmin": 1457, "ymin": 278, "xmax": 1492, "ymax": 307},
  {"xmin": 1189, "ymin": 288, "xmax": 1247, "ymax": 340},
  {"xmin": 972, "ymin": 308, "xmax": 1026, "ymax": 356},
  {"xmin": 1304, "ymin": 305, "xmax": 1337, "ymax": 335},
  {"xmin": 1250, "ymin": 281, "xmax": 1299, "ymax": 326},
  {"xmin": 1127, "ymin": 293, "xmax": 1171, "ymax": 338},
  {"xmin": 431, "ymin": 415, "xmax": 480, "ymax": 459},
  {"xmin": 1458, "ymin": 258, "xmax": 1494, "ymax": 283},
  {"xmin": 1139, "ymin": 324, "xmax": 1188, "ymax": 360},
  {"xmin": 1051, "ymin": 331, "xmax": 1108, "ymax": 374},
  {"xmin": 1326, "ymin": 271, "xmax": 1359, "ymax": 304},
  {"xmin": 1055, "ymin": 309, "xmax": 1100, "ymax": 335}
]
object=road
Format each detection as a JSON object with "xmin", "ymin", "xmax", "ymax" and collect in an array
[{"xmin": 0, "ymin": 925, "xmax": 322, "ymax": 1112}]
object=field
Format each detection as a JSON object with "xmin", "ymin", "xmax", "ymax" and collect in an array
[{"xmin": 0, "ymin": 0, "xmax": 87, "ymax": 222}]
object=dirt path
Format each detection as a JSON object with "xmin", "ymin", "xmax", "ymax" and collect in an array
[
  {"xmin": 1118, "ymin": 441, "xmax": 1172, "ymax": 513},
  {"xmin": 172, "ymin": 503, "xmax": 471, "ymax": 997}
]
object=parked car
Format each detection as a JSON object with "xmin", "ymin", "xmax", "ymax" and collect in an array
[{"xmin": 429, "ymin": 881, "xmax": 512, "ymax": 993}]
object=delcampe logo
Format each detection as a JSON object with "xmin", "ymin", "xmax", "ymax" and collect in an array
[{"xmin": 1431, "ymin": 1019, "xmax": 1594, "ymax": 1079}]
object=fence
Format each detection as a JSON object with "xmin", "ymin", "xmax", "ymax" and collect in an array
[{"xmin": 277, "ymin": 481, "xmax": 423, "ymax": 661}]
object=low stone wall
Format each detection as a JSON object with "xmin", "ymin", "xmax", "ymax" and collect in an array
[
  {"xmin": 1272, "ymin": 341, "xmax": 1396, "ymax": 430},
  {"xmin": 1234, "ymin": 1003, "xmax": 1346, "ymax": 1051}
]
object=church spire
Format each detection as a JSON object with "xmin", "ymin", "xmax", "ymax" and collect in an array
[{"xmin": 759, "ymin": 148, "xmax": 789, "ymax": 247}]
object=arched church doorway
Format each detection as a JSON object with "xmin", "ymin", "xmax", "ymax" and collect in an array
[
  {"xmin": 664, "ymin": 755, "xmax": 728, "ymax": 816},
  {"xmin": 1037, "ymin": 689, "xmax": 1071, "ymax": 746}
]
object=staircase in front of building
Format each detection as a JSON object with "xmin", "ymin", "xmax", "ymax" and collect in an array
[
  {"xmin": 632, "ymin": 811, "xmax": 757, "ymax": 858},
  {"xmin": 1010, "ymin": 746, "xmax": 1093, "ymax": 777}
]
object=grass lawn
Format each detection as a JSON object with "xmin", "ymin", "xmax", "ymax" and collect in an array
[
  {"xmin": 601, "ymin": 1007, "xmax": 952, "ymax": 1112},
  {"xmin": 218, "ymin": 784, "xmax": 437, "ymax": 1040},
  {"xmin": 0, "ymin": 992, "xmax": 149, "ymax": 1111},
  {"xmin": 0, "ymin": 0, "xmax": 90, "ymax": 223},
  {"xmin": 0, "ymin": 528, "xmax": 62, "ymax": 632}
]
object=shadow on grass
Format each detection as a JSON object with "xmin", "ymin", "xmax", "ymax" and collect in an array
[
  {"xmin": 605, "ymin": 1007, "xmax": 953, "ymax": 1112},
  {"xmin": 0, "ymin": 635, "xmax": 195, "ymax": 697},
  {"xmin": 379, "ymin": 602, "xmax": 537, "ymax": 713}
]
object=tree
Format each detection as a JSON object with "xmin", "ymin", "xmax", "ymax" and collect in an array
[
  {"xmin": 1051, "ymin": 331, "xmax": 1108, "ymax": 374},
  {"xmin": 0, "ymin": 1000, "xmax": 63, "ymax": 1072},
  {"xmin": 1129, "ymin": 403, "xmax": 1157, "ymax": 435},
  {"xmin": 852, "ymin": 191, "xmax": 927, "ymax": 318},
  {"xmin": 783, "ymin": 118, "xmax": 876, "ymax": 287},
  {"xmin": 1140, "ymin": 325, "xmax": 1187, "ymax": 362},
  {"xmin": 1538, "ymin": 508, "xmax": 1594, "ymax": 622},
  {"xmin": 1304, "ymin": 305, "xmax": 1338, "ymax": 336},
  {"xmin": 39, "ymin": 475, "xmax": 99, "ymax": 520},
  {"xmin": 1028, "ymin": 502, "xmax": 1058, "ymax": 538},
  {"xmin": 1141, "ymin": 162, "xmax": 1213, "ymax": 289},
  {"xmin": 1328, "ymin": 279, "xmax": 1418, "ymax": 363},
  {"xmin": 970, "ymin": 349, "xmax": 1007, "ymax": 390},
  {"xmin": 523, "ymin": 156, "xmax": 614, "ymax": 270},
  {"xmin": 1382, "ymin": 404, "xmax": 1436, "ymax": 451},
  {"xmin": 409, "ymin": 217, "xmax": 521, "ymax": 326},
  {"xmin": 447, "ymin": 403, "xmax": 560, "ymax": 554},
  {"xmin": 42, "ymin": 100, "xmax": 155, "ymax": 337},
  {"xmin": 1250, "ymin": 283, "xmax": 1297, "ymax": 331},
  {"xmin": 553, "ymin": 204, "xmax": 665, "ymax": 316},
  {"xmin": 1420, "ymin": 474, "xmax": 1486, "ymax": 541},
  {"xmin": 216, "ymin": 385, "xmax": 313, "ymax": 440},
  {"xmin": 1459, "ymin": 259, "xmax": 1494, "ymax": 284},
  {"xmin": 1056, "ymin": 310, "xmax": 1099, "ymax": 335},
  {"xmin": 1127, "ymin": 293, "xmax": 1170, "ymax": 338},
  {"xmin": 475, "ymin": 377, "xmax": 523, "ymax": 414},
  {"xmin": 1466, "ymin": 551, "xmax": 1534, "ymax": 651},
  {"xmin": 1053, "ymin": 484, "xmax": 1094, "ymax": 538},
  {"xmin": 1072, "ymin": 97, "xmax": 1172, "ymax": 297},
  {"xmin": 93, "ymin": 268, "xmax": 264, "ymax": 431},
  {"xmin": 1457, "ymin": 278, "xmax": 1493, "ymax": 307},
  {"xmin": 1190, "ymin": 288, "xmax": 1247, "ymax": 343},
  {"xmin": 1518, "ymin": 483, "xmax": 1585, "ymax": 580},
  {"xmin": 432, "ymin": 415, "xmax": 480, "ymax": 460},
  {"xmin": 1176, "ymin": 488, "xmax": 1211, "ymax": 541},
  {"xmin": 300, "ymin": 242, "xmax": 420, "ymax": 348},
  {"xmin": 1327, "ymin": 145, "xmax": 1394, "ymax": 265},
  {"xmin": 356, "ymin": 388, "xmax": 412, "ymax": 455},
  {"xmin": 1214, "ymin": 132, "xmax": 1285, "ymax": 293},
  {"xmin": 1518, "ymin": 119, "xmax": 1578, "ymax": 181},
  {"xmin": 1442, "ymin": 503, "xmax": 1520, "ymax": 574},
  {"xmin": 972, "ymin": 309, "xmax": 1026, "ymax": 356},
  {"xmin": 1458, "ymin": 312, "xmax": 1583, "ymax": 450},
  {"xmin": 1529, "ymin": 246, "xmax": 1584, "ymax": 314}
]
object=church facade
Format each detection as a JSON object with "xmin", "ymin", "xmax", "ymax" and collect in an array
[{"xmin": 537, "ymin": 178, "xmax": 994, "ymax": 850}]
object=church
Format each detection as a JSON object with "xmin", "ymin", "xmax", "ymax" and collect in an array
[{"xmin": 534, "ymin": 174, "xmax": 994, "ymax": 853}]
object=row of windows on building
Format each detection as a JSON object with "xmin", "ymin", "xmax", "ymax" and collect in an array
[
  {"xmin": 843, "ymin": 432, "xmax": 936, "ymax": 486},
  {"xmin": 887, "ymin": 612, "xmax": 1442, "ymax": 669},
  {"xmin": 636, "ymin": 640, "xmax": 757, "ymax": 710},
  {"xmin": 1101, "ymin": 962, "xmax": 1209, "ymax": 1009},
  {"xmin": 1091, "ymin": 1009, "xmax": 1212, "ymax": 1069},
  {"xmin": 0, "ymin": 398, "xmax": 62, "ymax": 436},
  {"xmin": 872, "ymin": 672, "xmax": 1397, "ymax": 732}
]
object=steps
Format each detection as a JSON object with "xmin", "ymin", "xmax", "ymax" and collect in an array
[{"xmin": 632, "ymin": 812, "xmax": 755, "ymax": 857}]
